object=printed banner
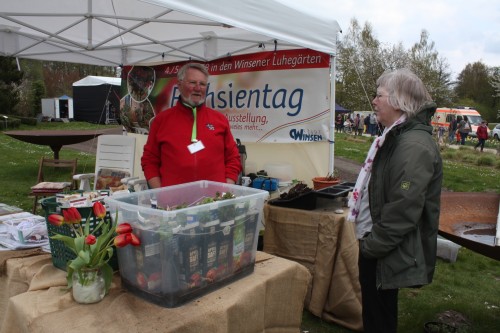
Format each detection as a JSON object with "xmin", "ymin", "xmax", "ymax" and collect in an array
[{"xmin": 120, "ymin": 49, "xmax": 331, "ymax": 143}]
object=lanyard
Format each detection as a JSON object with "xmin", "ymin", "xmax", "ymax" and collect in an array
[
  {"xmin": 183, "ymin": 103, "xmax": 198, "ymax": 142},
  {"xmin": 191, "ymin": 106, "xmax": 197, "ymax": 142}
]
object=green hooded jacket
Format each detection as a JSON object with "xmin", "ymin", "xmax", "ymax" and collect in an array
[{"xmin": 360, "ymin": 101, "xmax": 443, "ymax": 290}]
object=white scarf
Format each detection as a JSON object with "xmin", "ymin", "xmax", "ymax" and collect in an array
[{"xmin": 347, "ymin": 114, "xmax": 407, "ymax": 222}]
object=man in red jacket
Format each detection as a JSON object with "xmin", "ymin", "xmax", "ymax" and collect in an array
[
  {"xmin": 474, "ymin": 121, "xmax": 489, "ymax": 152},
  {"xmin": 141, "ymin": 63, "xmax": 242, "ymax": 188}
]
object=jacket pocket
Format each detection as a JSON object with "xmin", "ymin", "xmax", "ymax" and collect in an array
[{"xmin": 383, "ymin": 234, "xmax": 417, "ymax": 275}]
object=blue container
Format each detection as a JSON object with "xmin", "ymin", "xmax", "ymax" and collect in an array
[{"xmin": 252, "ymin": 177, "xmax": 278, "ymax": 191}]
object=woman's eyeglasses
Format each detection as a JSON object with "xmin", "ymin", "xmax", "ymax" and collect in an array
[{"xmin": 373, "ymin": 93, "xmax": 389, "ymax": 100}]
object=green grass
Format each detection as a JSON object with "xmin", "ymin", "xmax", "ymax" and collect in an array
[
  {"xmin": 1, "ymin": 124, "xmax": 500, "ymax": 332},
  {"xmin": 300, "ymin": 250, "xmax": 500, "ymax": 333},
  {"xmin": 1, "ymin": 122, "xmax": 118, "ymax": 211},
  {"xmin": 334, "ymin": 133, "xmax": 500, "ymax": 193}
]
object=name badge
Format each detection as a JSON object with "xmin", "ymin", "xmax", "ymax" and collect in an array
[{"xmin": 188, "ymin": 140, "xmax": 205, "ymax": 154}]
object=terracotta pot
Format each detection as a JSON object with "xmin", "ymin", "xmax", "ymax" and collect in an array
[{"xmin": 312, "ymin": 177, "xmax": 341, "ymax": 190}]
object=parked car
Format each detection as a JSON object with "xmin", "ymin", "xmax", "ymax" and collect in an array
[{"xmin": 491, "ymin": 124, "xmax": 500, "ymax": 141}]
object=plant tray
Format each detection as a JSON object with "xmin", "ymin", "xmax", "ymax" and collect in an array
[
  {"xmin": 40, "ymin": 195, "xmax": 118, "ymax": 271},
  {"xmin": 315, "ymin": 182, "xmax": 355, "ymax": 199},
  {"xmin": 268, "ymin": 191, "xmax": 317, "ymax": 210}
]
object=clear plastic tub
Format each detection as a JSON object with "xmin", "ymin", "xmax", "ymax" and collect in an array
[{"xmin": 105, "ymin": 180, "xmax": 269, "ymax": 307}]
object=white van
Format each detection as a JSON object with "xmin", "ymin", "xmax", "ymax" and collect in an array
[{"xmin": 431, "ymin": 107, "xmax": 486, "ymax": 137}]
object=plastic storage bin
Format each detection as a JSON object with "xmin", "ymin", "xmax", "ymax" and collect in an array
[
  {"xmin": 436, "ymin": 236, "xmax": 461, "ymax": 263},
  {"xmin": 105, "ymin": 180, "xmax": 269, "ymax": 307}
]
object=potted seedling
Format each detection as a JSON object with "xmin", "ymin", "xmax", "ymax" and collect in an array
[{"xmin": 312, "ymin": 169, "xmax": 341, "ymax": 190}]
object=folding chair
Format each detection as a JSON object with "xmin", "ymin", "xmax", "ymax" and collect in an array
[
  {"xmin": 30, "ymin": 157, "xmax": 78, "ymax": 214},
  {"xmin": 73, "ymin": 134, "xmax": 146, "ymax": 193}
]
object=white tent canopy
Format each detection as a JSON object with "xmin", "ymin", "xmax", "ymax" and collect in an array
[
  {"xmin": 0, "ymin": 0, "xmax": 340, "ymax": 66},
  {"xmin": 0, "ymin": 0, "xmax": 342, "ymax": 179},
  {"xmin": 73, "ymin": 76, "xmax": 121, "ymax": 87}
]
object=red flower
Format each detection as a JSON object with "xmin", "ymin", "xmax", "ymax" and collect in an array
[
  {"xmin": 47, "ymin": 214, "xmax": 64, "ymax": 226},
  {"xmin": 85, "ymin": 234, "xmax": 97, "ymax": 245},
  {"xmin": 62, "ymin": 207, "xmax": 81, "ymax": 224},
  {"xmin": 136, "ymin": 272, "xmax": 147, "ymax": 289},
  {"xmin": 114, "ymin": 233, "xmax": 131, "ymax": 247},
  {"xmin": 129, "ymin": 232, "xmax": 141, "ymax": 246},
  {"xmin": 116, "ymin": 223, "xmax": 132, "ymax": 234},
  {"xmin": 92, "ymin": 201, "xmax": 106, "ymax": 219},
  {"xmin": 206, "ymin": 268, "xmax": 217, "ymax": 283}
]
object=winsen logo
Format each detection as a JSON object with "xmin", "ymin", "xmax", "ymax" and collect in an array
[{"xmin": 289, "ymin": 129, "xmax": 322, "ymax": 141}]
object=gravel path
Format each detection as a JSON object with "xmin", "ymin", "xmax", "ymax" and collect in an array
[{"xmin": 333, "ymin": 156, "xmax": 362, "ymax": 183}]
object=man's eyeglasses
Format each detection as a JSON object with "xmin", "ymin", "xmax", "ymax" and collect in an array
[{"xmin": 184, "ymin": 80, "xmax": 208, "ymax": 89}]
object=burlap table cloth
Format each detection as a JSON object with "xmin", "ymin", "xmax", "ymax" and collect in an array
[
  {"xmin": 263, "ymin": 198, "xmax": 363, "ymax": 331},
  {"xmin": 0, "ymin": 251, "xmax": 310, "ymax": 333},
  {"xmin": 0, "ymin": 248, "xmax": 50, "ymax": 321}
]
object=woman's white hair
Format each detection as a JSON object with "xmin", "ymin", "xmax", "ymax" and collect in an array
[{"xmin": 377, "ymin": 68, "xmax": 432, "ymax": 118}]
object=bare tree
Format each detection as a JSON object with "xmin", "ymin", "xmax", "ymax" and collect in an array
[
  {"xmin": 408, "ymin": 30, "xmax": 454, "ymax": 107},
  {"xmin": 336, "ymin": 23, "xmax": 453, "ymax": 112},
  {"xmin": 336, "ymin": 19, "xmax": 384, "ymax": 111}
]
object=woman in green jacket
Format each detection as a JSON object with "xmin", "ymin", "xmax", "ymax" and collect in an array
[{"xmin": 347, "ymin": 69, "xmax": 443, "ymax": 333}]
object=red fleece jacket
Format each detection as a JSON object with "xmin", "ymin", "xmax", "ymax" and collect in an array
[
  {"xmin": 141, "ymin": 101, "xmax": 242, "ymax": 186},
  {"xmin": 476, "ymin": 124, "xmax": 488, "ymax": 140}
]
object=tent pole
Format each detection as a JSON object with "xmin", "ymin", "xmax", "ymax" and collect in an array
[{"xmin": 328, "ymin": 54, "xmax": 336, "ymax": 175}]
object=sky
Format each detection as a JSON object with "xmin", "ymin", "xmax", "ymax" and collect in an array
[{"xmin": 314, "ymin": 0, "xmax": 500, "ymax": 80}]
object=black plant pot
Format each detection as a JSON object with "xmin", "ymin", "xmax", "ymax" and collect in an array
[{"xmin": 423, "ymin": 321, "xmax": 457, "ymax": 333}]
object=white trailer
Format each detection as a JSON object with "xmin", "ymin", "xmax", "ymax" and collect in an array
[{"xmin": 41, "ymin": 96, "xmax": 74, "ymax": 119}]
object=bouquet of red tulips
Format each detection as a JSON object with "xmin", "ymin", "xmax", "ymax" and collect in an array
[{"xmin": 47, "ymin": 201, "xmax": 141, "ymax": 294}]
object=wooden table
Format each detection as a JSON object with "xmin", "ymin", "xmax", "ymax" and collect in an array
[
  {"xmin": 0, "ymin": 250, "xmax": 310, "ymax": 333},
  {"xmin": 263, "ymin": 198, "xmax": 363, "ymax": 331}
]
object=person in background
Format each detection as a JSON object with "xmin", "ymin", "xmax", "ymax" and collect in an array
[
  {"xmin": 364, "ymin": 113, "xmax": 371, "ymax": 134},
  {"xmin": 344, "ymin": 117, "xmax": 353, "ymax": 134},
  {"xmin": 354, "ymin": 114, "xmax": 361, "ymax": 135},
  {"xmin": 437, "ymin": 125, "xmax": 446, "ymax": 146},
  {"xmin": 347, "ymin": 68, "xmax": 443, "ymax": 333},
  {"xmin": 339, "ymin": 114, "xmax": 345, "ymax": 133},
  {"xmin": 457, "ymin": 115, "xmax": 471, "ymax": 145},
  {"xmin": 474, "ymin": 121, "xmax": 489, "ymax": 152},
  {"xmin": 455, "ymin": 115, "xmax": 462, "ymax": 144},
  {"xmin": 141, "ymin": 62, "xmax": 242, "ymax": 188},
  {"xmin": 369, "ymin": 112, "xmax": 377, "ymax": 136},
  {"xmin": 335, "ymin": 114, "xmax": 343, "ymax": 133},
  {"xmin": 448, "ymin": 115, "xmax": 457, "ymax": 144},
  {"xmin": 356, "ymin": 114, "xmax": 365, "ymax": 136}
]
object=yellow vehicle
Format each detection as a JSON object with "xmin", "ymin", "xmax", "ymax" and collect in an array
[{"xmin": 431, "ymin": 107, "xmax": 486, "ymax": 137}]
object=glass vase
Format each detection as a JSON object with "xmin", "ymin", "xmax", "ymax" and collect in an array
[{"xmin": 72, "ymin": 267, "xmax": 106, "ymax": 304}]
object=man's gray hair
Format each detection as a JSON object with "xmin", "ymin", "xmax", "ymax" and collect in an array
[
  {"xmin": 377, "ymin": 68, "xmax": 432, "ymax": 118},
  {"xmin": 177, "ymin": 63, "xmax": 209, "ymax": 81}
]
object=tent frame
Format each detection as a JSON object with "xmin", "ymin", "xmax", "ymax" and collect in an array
[{"xmin": 0, "ymin": 0, "xmax": 341, "ymax": 173}]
